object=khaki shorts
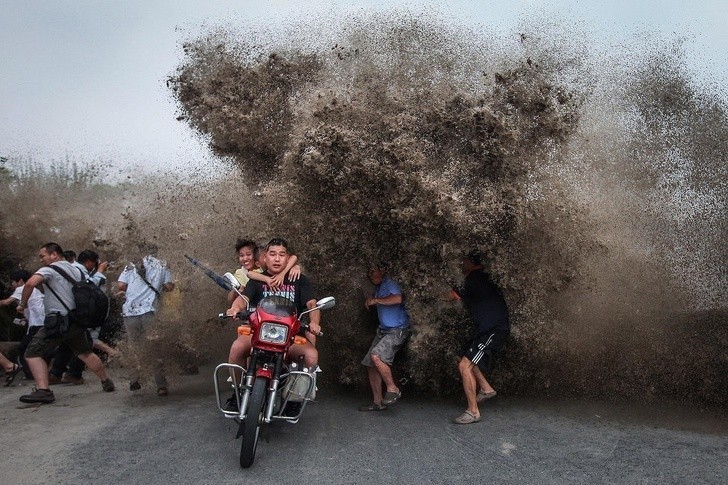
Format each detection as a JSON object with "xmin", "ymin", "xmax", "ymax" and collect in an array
[
  {"xmin": 25, "ymin": 324, "xmax": 93, "ymax": 358},
  {"xmin": 362, "ymin": 327, "xmax": 410, "ymax": 366}
]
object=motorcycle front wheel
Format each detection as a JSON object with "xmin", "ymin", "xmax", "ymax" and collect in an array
[{"xmin": 240, "ymin": 377, "xmax": 267, "ymax": 468}]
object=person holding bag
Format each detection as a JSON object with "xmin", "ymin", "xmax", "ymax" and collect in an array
[{"xmin": 16, "ymin": 242, "xmax": 115, "ymax": 404}]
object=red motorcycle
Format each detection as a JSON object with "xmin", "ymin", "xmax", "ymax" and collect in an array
[{"xmin": 215, "ymin": 291, "xmax": 335, "ymax": 468}]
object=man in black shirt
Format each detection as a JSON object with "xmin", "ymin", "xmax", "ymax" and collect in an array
[
  {"xmin": 227, "ymin": 238, "xmax": 321, "ymax": 369},
  {"xmin": 449, "ymin": 250, "xmax": 509, "ymax": 424}
]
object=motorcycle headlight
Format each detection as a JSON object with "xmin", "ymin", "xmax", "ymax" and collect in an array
[{"xmin": 259, "ymin": 322, "xmax": 288, "ymax": 344}]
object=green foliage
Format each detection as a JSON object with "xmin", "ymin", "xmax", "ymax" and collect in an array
[
  {"xmin": 4, "ymin": 156, "xmax": 106, "ymax": 192},
  {"xmin": 0, "ymin": 155, "xmax": 117, "ymax": 283}
]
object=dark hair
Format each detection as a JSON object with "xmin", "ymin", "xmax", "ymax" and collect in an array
[
  {"xmin": 369, "ymin": 261, "xmax": 389, "ymax": 272},
  {"xmin": 10, "ymin": 269, "xmax": 31, "ymax": 282},
  {"xmin": 137, "ymin": 242, "xmax": 159, "ymax": 255},
  {"xmin": 266, "ymin": 238, "xmax": 289, "ymax": 251},
  {"xmin": 235, "ymin": 239, "xmax": 258, "ymax": 254},
  {"xmin": 465, "ymin": 249, "xmax": 483, "ymax": 266},
  {"xmin": 42, "ymin": 242, "xmax": 64, "ymax": 256},
  {"xmin": 77, "ymin": 249, "xmax": 100, "ymax": 264}
]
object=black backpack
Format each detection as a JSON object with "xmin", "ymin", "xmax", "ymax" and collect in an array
[{"xmin": 46, "ymin": 265, "xmax": 110, "ymax": 328}]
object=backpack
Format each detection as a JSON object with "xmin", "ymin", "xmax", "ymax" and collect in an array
[{"xmin": 46, "ymin": 265, "xmax": 110, "ymax": 328}]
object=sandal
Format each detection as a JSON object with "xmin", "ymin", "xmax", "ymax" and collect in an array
[
  {"xmin": 382, "ymin": 390, "xmax": 401, "ymax": 405},
  {"xmin": 157, "ymin": 387, "xmax": 168, "ymax": 397},
  {"xmin": 4, "ymin": 364, "xmax": 22, "ymax": 387},
  {"xmin": 358, "ymin": 403, "xmax": 387, "ymax": 412},
  {"xmin": 476, "ymin": 390, "xmax": 497, "ymax": 402},
  {"xmin": 454, "ymin": 410, "xmax": 481, "ymax": 424}
]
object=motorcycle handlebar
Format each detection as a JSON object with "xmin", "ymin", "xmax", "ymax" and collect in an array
[
  {"xmin": 218, "ymin": 309, "xmax": 254, "ymax": 320},
  {"xmin": 302, "ymin": 323, "xmax": 323, "ymax": 337}
]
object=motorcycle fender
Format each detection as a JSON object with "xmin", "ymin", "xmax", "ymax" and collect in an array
[{"xmin": 256, "ymin": 368, "xmax": 273, "ymax": 380}]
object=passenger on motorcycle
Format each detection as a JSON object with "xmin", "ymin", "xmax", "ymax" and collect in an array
[
  {"xmin": 228, "ymin": 239, "xmax": 301, "ymax": 305},
  {"xmin": 226, "ymin": 238, "xmax": 321, "ymax": 370}
]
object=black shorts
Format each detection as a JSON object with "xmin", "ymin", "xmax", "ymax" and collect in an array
[{"xmin": 461, "ymin": 329, "xmax": 508, "ymax": 372}]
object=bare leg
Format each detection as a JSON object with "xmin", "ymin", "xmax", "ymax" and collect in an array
[
  {"xmin": 458, "ymin": 356, "xmax": 479, "ymax": 417},
  {"xmin": 228, "ymin": 335, "xmax": 252, "ymax": 382},
  {"xmin": 366, "ymin": 365, "xmax": 384, "ymax": 405},
  {"xmin": 27, "ymin": 356, "xmax": 50, "ymax": 389},
  {"xmin": 472, "ymin": 365, "xmax": 495, "ymax": 394},
  {"xmin": 228, "ymin": 335, "xmax": 252, "ymax": 366},
  {"xmin": 304, "ymin": 331, "xmax": 317, "ymax": 347},
  {"xmin": 0, "ymin": 352, "xmax": 15, "ymax": 373},
  {"xmin": 287, "ymin": 342, "xmax": 318, "ymax": 368},
  {"xmin": 77, "ymin": 352, "xmax": 108, "ymax": 381},
  {"xmin": 371, "ymin": 354, "xmax": 399, "ymax": 394},
  {"xmin": 94, "ymin": 340, "xmax": 120, "ymax": 358}
]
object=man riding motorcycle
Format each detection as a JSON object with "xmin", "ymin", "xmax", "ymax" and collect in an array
[{"xmin": 227, "ymin": 238, "xmax": 321, "ymax": 374}]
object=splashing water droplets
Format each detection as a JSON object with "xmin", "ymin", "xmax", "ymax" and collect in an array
[{"xmin": 164, "ymin": 11, "xmax": 725, "ymax": 403}]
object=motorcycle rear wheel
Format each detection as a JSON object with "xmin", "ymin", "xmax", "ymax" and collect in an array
[{"xmin": 240, "ymin": 377, "xmax": 267, "ymax": 468}]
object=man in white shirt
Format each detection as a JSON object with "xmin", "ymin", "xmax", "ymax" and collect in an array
[
  {"xmin": 50, "ymin": 249, "xmax": 110, "ymax": 385},
  {"xmin": 17, "ymin": 243, "xmax": 115, "ymax": 404},
  {"xmin": 0, "ymin": 269, "xmax": 45, "ymax": 381},
  {"xmin": 1, "ymin": 269, "xmax": 45, "ymax": 326},
  {"xmin": 73, "ymin": 249, "xmax": 108, "ymax": 288},
  {"xmin": 116, "ymin": 249, "xmax": 174, "ymax": 395}
]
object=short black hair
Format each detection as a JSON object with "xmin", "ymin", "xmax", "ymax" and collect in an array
[
  {"xmin": 77, "ymin": 249, "xmax": 100, "ymax": 264},
  {"xmin": 235, "ymin": 239, "xmax": 258, "ymax": 254},
  {"xmin": 369, "ymin": 261, "xmax": 389, "ymax": 272},
  {"xmin": 465, "ymin": 249, "xmax": 483, "ymax": 265},
  {"xmin": 42, "ymin": 242, "xmax": 64, "ymax": 256},
  {"xmin": 10, "ymin": 269, "xmax": 31, "ymax": 282},
  {"xmin": 266, "ymin": 237, "xmax": 289, "ymax": 251}
]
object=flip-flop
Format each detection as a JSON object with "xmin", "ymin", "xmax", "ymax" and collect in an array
[
  {"xmin": 454, "ymin": 411, "xmax": 481, "ymax": 424},
  {"xmin": 476, "ymin": 390, "xmax": 497, "ymax": 402},
  {"xmin": 358, "ymin": 403, "xmax": 387, "ymax": 411},
  {"xmin": 4, "ymin": 364, "xmax": 22, "ymax": 387},
  {"xmin": 382, "ymin": 390, "xmax": 401, "ymax": 405}
]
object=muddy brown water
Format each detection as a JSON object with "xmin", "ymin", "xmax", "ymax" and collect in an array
[{"xmin": 2, "ymin": 10, "xmax": 725, "ymax": 408}]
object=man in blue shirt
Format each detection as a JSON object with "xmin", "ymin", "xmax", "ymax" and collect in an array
[{"xmin": 359, "ymin": 263, "xmax": 410, "ymax": 411}]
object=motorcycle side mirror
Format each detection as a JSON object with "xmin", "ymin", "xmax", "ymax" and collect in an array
[
  {"xmin": 316, "ymin": 296, "xmax": 335, "ymax": 310},
  {"xmin": 223, "ymin": 272, "xmax": 241, "ymax": 289},
  {"xmin": 299, "ymin": 296, "xmax": 336, "ymax": 319}
]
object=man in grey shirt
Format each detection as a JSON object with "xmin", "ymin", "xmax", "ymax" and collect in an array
[{"xmin": 17, "ymin": 242, "xmax": 114, "ymax": 404}]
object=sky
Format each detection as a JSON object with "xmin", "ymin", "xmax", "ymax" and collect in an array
[{"xmin": 1, "ymin": 0, "xmax": 726, "ymax": 178}]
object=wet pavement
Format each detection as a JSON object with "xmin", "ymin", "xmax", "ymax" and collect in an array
[{"xmin": 1, "ymin": 365, "xmax": 725, "ymax": 484}]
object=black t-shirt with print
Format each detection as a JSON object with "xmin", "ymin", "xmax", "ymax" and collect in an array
[{"xmin": 242, "ymin": 273, "xmax": 315, "ymax": 315}]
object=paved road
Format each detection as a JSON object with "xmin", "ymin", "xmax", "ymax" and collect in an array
[{"xmin": 1, "ymin": 366, "xmax": 725, "ymax": 484}]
